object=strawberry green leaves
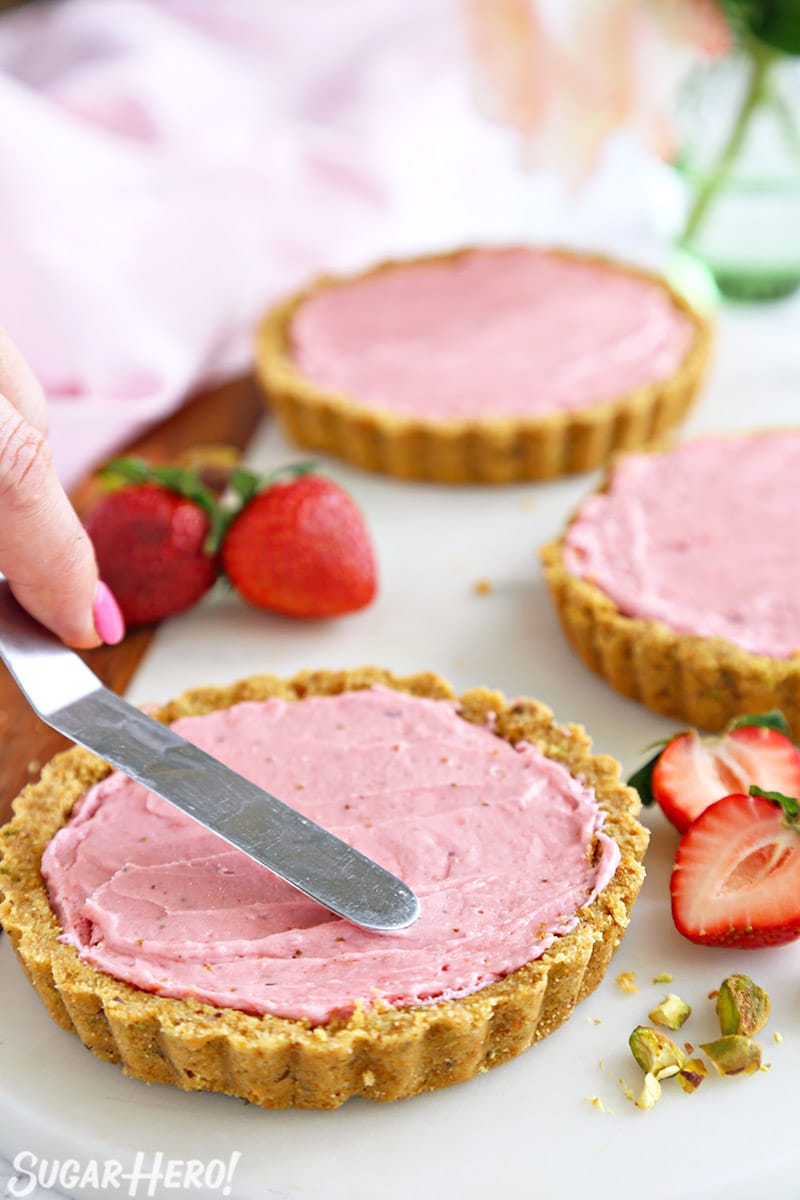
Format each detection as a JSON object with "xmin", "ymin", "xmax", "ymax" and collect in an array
[
  {"xmin": 730, "ymin": 710, "xmax": 792, "ymax": 737},
  {"xmin": 749, "ymin": 784, "xmax": 800, "ymax": 820}
]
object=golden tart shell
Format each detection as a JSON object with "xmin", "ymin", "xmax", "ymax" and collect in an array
[
  {"xmin": 256, "ymin": 247, "xmax": 712, "ymax": 485},
  {"xmin": 0, "ymin": 667, "xmax": 647, "ymax": 1109},
  {"xmin": 541, "ymin": 444, "xmax": 800, "ymax": 737}
]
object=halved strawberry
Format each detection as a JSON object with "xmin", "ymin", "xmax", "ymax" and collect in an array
[
  {"xmin": 670, "ymin": 788, "xmax": 800, "ymax": 949},
  {"xmin": 629, "ymin": 713, "xmax": 800, "ymax": 833}
]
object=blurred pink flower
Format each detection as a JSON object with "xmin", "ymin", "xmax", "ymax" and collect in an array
[{"xmin": 460, "ymin": 0, "xmax": 732, "ymax": 182}]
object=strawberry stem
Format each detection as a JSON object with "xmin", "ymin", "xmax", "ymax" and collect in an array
[
  {"xmin": 730, "ymin": 710, "xmax": 792, "ymax": 738},
  {"xmin": 227, "ymin": 467, "xmax": 262, "ymax": 510},
  {"xmin": 225, "ymin": 460, "xmax": 318, "ymax": 508},
  {"xmin": 749, "ymin": 785, "xmax": 800, "ymax": 821},
  {"xmin": 208, "ymin": 460, "xmax": 320, "ymax": 553}
]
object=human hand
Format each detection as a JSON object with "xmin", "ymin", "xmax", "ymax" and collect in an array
[{"xmin": 0, "ymin": 329, "xmax": 125, "ymax": 646}]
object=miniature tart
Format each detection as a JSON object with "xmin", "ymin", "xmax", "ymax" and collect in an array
[
  {"xmin": 257, "ymin": 246, "xmax": 711, "ymax": 484},
  {"xmin": 0, "ymin": 667, "xmax": 646, "ymax": 1110},
  {"xmin": 541, "ymin": 430, "xmax": 800, "ymax": 736}
]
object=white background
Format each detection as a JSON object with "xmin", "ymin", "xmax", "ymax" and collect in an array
[{"xmin": 2, "ymin": 290, "xmax": 800, "ymax": 1199}]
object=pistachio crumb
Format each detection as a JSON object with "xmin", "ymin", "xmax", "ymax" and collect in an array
[
  {"xmin": 774, "ymin": 1031, "xmax": 783, "ymax": 1044},
  {"xmin": 585, "ymin": 1096, "xmax": 611, "ymax": 1114},
  {"xmin": 616, "ymin": 971, "xmax": 639, "ymax": 994},
  {"xmin": 700, "ymin": 1035, "xmax": 762, "ymax": 1077},
  {"xmin": 618, "ymin": 1078, "xmax": 636, "ymax": 1103},
  {"xmin": 716, "ymin": 974, "xmax": 770, "ymax": 1037},
  {"xmin": 649, "ymin": 993, "xmax": 692, "ymax": 1031},
  {"xmin": 629, "ymin": 1026, "xmax": 686, "ymax": 1080},
  {"xmin": 474, "ymin": 579, "xmax": 493, "ymax": 596},
  {"xmin": 635, "ymin": 1073, "xmax": 662, "ymax": 1110},
  {"xmin": 652, "ymin": 972, "xmax": 673, "ymax": 984},
  {"xmin": 677, "ymin": 1058, "xmax": 708, "ymax": 1094}
]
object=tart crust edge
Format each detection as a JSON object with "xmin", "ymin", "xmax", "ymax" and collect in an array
[
  {"xmin": 0, "ymin": 666, "xmax": 648, "ymax": 1109},
  {"xmin": 541, "ymin": 536, "xmax": 800, "ymax": 738},
  {"xmin": 256, "ymin": 246, "xmax": 713, "ymax": 484}
]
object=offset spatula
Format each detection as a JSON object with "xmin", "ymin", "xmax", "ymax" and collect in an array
[{"xmin": 0, "ymin": 580, "xmax": 419, "ymax": 933}]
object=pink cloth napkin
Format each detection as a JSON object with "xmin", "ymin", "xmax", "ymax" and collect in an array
[{"xmin": 0, "ymin": 0, "xmax": 461, "ymax": 486}]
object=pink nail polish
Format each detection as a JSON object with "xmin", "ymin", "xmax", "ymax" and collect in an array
[{"xmin": 93, "ymin": 581, "xmax": 126, "ymax": 645}]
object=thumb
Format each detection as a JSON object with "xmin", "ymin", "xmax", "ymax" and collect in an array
[{"xmin": 0, "ymin": 394, "xmax": 124, "ymax": 647}]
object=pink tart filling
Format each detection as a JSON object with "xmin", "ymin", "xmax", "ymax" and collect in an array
[
  {"xmin": 563, "ymin": 432, "xmax": 800, "ymax": 660},
  {"xmin": 42, "ymin": 688, "xmax": 619, "ymax": 1025},
  {"xmin": 289, "ymin": 249, "xmax": 694, "ymax": 421}
]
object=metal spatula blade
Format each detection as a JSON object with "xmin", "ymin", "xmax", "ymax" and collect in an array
[{"xmin": 0, "ymin": 582, "xmax": 420, "ymax": 932}]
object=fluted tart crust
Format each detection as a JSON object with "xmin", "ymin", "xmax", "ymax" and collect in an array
[
  {"xmin": 0, "ymin": 667, "xmax": 647, "ymax": 1109},
  {"xmin": 541, "ymin": 431, "xmax": 800, "ymax": 737},
  {"xmin": 256, "ymin": 247, "xmax": 712, "ymax": 484}
]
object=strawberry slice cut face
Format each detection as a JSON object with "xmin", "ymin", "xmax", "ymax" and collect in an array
[
  {"xmin": 652, "ymin": 724, "xmax": 800, "ymax": 833},
  {"xmin": 670, "ymin": 790, "xmax": 800, "ymax": 949}
]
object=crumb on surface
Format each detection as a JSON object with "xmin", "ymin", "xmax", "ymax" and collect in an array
[
  {"xmin": 585, "ymin": 1096, "xmax": 612, "ymax": 1114},
  {"xmin": 474, "ymin": 579, "xmax": 493, "ymax": 596},
  {"xmin": 774, "ymin": 1032, "xmax": 783, "ymax": 1044},
  {"xmin": 616, "ymin": 971, "xmax": 639, "ymax": 994},
  {"xmin": 652, "ymin": 972, "xmax": 673, "ymax": 984}
]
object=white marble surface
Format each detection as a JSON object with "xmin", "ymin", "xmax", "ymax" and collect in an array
[{"xmin": 2, "ymin": 285, "xmax": 800, "ymax": 1200}]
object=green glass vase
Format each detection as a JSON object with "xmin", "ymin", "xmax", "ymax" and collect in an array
[{"xmin": 674, "ymin": 49, "xmax": 800, "ymax": 302}]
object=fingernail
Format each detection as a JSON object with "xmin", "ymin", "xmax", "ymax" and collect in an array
[{"xmin": 93, "ymin": 581, "xmax": 126, "ymax": 645}]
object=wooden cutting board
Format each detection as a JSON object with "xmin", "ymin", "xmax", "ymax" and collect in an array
[{"xmin": 0, "ymin": 374, "xmax": 264, "ymax": 823}]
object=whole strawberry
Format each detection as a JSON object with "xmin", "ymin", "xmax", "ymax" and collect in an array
[
  {"xmin": 85, "ymin": 459, "xmax": 220, "ymax": 626},
  {"xmin": 220, "ymin": 468, "xmax": 377, "ymax": 618}
]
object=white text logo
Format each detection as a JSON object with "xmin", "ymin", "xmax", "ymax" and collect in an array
[{"xmin": 7, "ymin": 1150, "xmax": 242, "ymax": 1197}]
